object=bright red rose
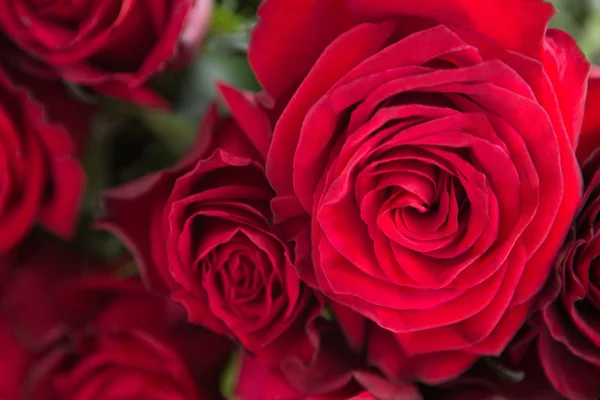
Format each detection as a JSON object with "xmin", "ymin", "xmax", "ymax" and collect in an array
[
  {"xmin": 535, "ymin": 70, "xmax": 600, "ymax": 400},
  {"xmin": 0, "ymin": 0, "xmax": 212, "ymax": 106},
  {"xmin": 246, "ymin": 0, "xmax": 589, "ymax": 382},
  {"xmin": 0, "ymin": 64, "xmax": 86, "ymax": 254},
  {"xmin": 99, "ymin": 84, "xmax": 322, "ymax": 364},
  {"xmin": 1, "ymin": 241, "xmax": 232, "ymax": 400}
]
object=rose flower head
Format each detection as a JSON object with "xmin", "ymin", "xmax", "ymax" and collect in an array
[
  {"xmin": 99, "ymin": 83, "xmax": 322, "ymax": 363},
  {"xmin": 247, "ymin": 0, "xmax": 589, "ymax": 382}
]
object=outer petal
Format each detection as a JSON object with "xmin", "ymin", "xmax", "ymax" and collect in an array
[
  {"xmin": 353, "ymin": 371, "xmax": 422, "ymax": 400},
  {"xmin": 266, "ymin": 21, "xmax": 395, "ymax": 198},
  {"xmin": 218, "ymin": 82, "xmax": 272, "ymax": 161},
  {"xmin": 542, "ymin": 29, "xmax": 590, "ymax": 148},
  {"xmin": 539, "ymin": 327, "xmax": 600, "ymax": 400},
  {"xmin": 347, "ymin": 0, "xmax": 554, "ymax": 58},
  {"xmin": 97, "ymin": 172, "xmax": 177, "ymax": 292},
  {"xmin": 172, "ymin": 0, "xmax": 214, "ymax": 69},
  {"xmin": 249, "ymin": 0, "xmax": 358, "ymax": 100},
  {"xmin": 577, "ymin": 67, "xmax": 600, "ymax": 163}
]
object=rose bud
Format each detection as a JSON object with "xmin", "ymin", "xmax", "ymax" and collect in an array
[{"xmin": 535, "ymin": 68, "xmax": 600, "ymax": 400}]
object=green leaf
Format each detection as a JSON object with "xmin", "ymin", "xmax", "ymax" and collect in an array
[
  {"xmin": 82, "ymin": 112, "xmax": 129, "ymax": 215},
  {"xmin": 577, "ymin": 4, "xmax": 600, "ymax": 62},
  {"xmin": 484, "ymin": 358, "xmax": 525, "ymax": 383},
  {"xmin": 321, "ymin": 306, "xmax": 335, "ymax": 321},
  {"xmin": 100, "ymin": 99, "xmax": 196, "ymax": 157},
  {"xmin": 138, "ymin": 109, "xmax": 197, "ymax": 155},
  {"xmin": 175, "ymin": 50, "xmax": 260, "ymax": 124},
  {"xmin": 220, "ymin": 349, "xmax": 242, "ymax": 399},
  {"xmin": 549, "ymin": 0, "xmax": 592, "ymax": 40},
  {"xmin": 115, "ymin": 261, "xmax": 140, "ymax": 279},
  {"xmin": 64, "ymin": 81, "xmax": 101, "ymax": 104},
  {"xmin": 207, "ymin": 31, "xmax": 252, "ymax": 54},
  {"xmin": 212, "ymin": 3, "xmax": 249, "ymax": 34}
]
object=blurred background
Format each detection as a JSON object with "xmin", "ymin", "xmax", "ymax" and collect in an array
[{"xmin": 551, "ymin": 0, "xmax": 600, "ymax": 58}]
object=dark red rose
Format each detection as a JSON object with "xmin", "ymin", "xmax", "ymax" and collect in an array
[
  {"xmin": 245, "ymin": 0, "xmax": 589, "ymax": 382},
  {"xmin": 534, "ymin": 70, "xmax": 600, "ymax": 400},
  {"xmin": 0, "ymin": 64, "xmax": 87, "ymax": 254},
  {"xmin": 99, "ymin": 84, "xmax": 322, "ymax": 364},
  {"xmin": 0, "ymin": 0, "xmax": 212, "ymax": 106},
  {"xmin": 235, "ymin": 354, "xmax": 421, "ymax": 400},
  {"xmin": 576, "ymin": 67, "xmax": 600, "ymax": 163},
  {"xmin": 1, "ymin": 240, "xmax": 233, "ymax": 400}
]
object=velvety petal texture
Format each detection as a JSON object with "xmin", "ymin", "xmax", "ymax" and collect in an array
[
  {"xmin": 248, "ymin": 0, "xmax": 589, "ymax": 383},
  {"xmin": 99, "ymin": 85, "xmax": 322, "ymax": 363},
  {"xmin": 0, "ymin": 0, "xmax": 211, "ymax": 106},
  {"xmin": 0, "ymin": 63, "xmax": 86, "ymax": 254},
  {"xmin": 0, "ymin": 240, "xmax": 232, "ymax": 400},
  {"xmin": 536, "ymin": 73, "xmax": 600, "ymax": 400}
]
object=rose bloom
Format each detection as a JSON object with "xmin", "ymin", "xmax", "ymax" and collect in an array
[
  {"xmin": 0, "ymin": 64, "xmax": 87, "ymax": 254},
  {"xmin": 100, "ymin": 85, "xmax": 321, "ymax": 362},
  {"xmin": 245, "ymin": 0, "xmax": 589, "ymax": 382},
  {"xmin": 0, "ymin": 241, "xmax": 232, "ymax": 400},
  {"xmin": 0, "ymin": 0, "xmax": 212, "ymax": 106},
  {"xmin": 535, "ymin": 69, "xmax": 600, "ymax": 400}
]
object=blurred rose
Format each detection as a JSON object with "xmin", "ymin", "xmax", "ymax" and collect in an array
[
  {"xmin": 248, "ymin": 0, "xmax": 588, "ymax": 382},
  {"xmin": 99, "ymin": 84, "xmax": 322, "ymax": 364},
  {"xmin": 0, "ymin": 63, "xmax": 87, "ymax": 254},
  {"xmin": 0, "ymin": 0, "xmax": 213, "ymax": 106},
  {"xmin": 0, "ymin": 240, "xmax": 233, "ymax": 400}
]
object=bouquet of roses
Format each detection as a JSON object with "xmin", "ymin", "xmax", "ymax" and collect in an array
[{"xmin": 1, "ymin": 0, "xmax": 600, "ymax": 399}]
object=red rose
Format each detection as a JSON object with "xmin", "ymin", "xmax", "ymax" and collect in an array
[
  {"xmin": 246, "ymin": 0, "xmax": 588, "ymax": 382},
  {"xmin": 1, "ymin": 241, "xmax": 232, "ymax": 400},
  {"xmin": 535, "ymin": 69, "xmax": 600, "ymax": 400},
  {"xmin": 0, "ymin": 65, "xmax": 86, "ymax": 254},
  {"xmin": 0, "ymin": 0, "xmax": 212, "ymax": 106},
  {"xmin": 99, "ymin": 84, "xmax": 321, "ymax": 363}
]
